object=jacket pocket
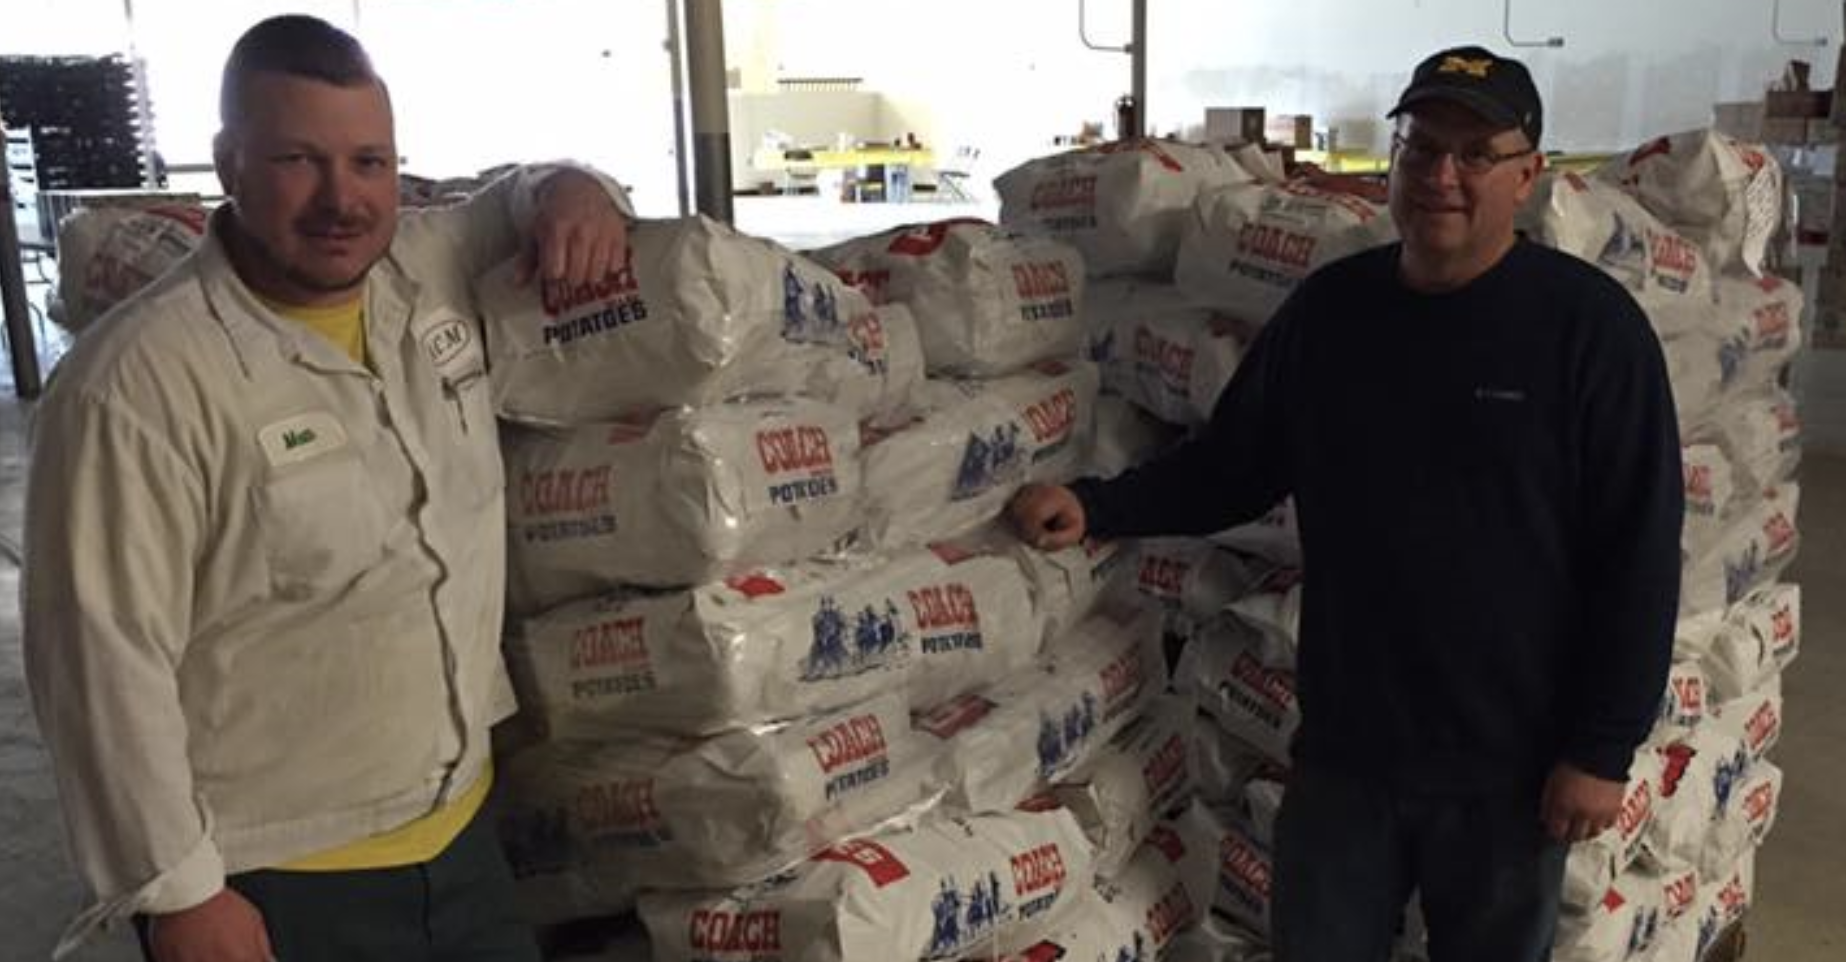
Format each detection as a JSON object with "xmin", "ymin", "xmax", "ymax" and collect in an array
[{"xmin": 252, "ymin": 452, "xmax": 389, "ymax": 598}]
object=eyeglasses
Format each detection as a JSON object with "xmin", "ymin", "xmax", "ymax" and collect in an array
[{"xmin": 1391, "ymin": 133, "xmax": 1535, "ymax": 174}]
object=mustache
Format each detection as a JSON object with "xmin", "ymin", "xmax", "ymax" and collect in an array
[{"xmin": 295, "ymin": 214, "xmax": 374, "ymax": 234}]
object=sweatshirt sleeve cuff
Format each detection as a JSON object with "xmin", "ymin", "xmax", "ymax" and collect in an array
[
  {"xmin": 1563, "ymin": 740, "xmax": 1639, "ymax": 784},
  {"xmin": 1068, "ymin": 477, "xmax": 1116, "ymax": 540}
]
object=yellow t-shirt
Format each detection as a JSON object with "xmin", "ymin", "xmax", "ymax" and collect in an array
[
  {"xmin": 262, "ymin": 291, "xmax": 486, "ymax": 871},
  {"xmin": 279, "ymin": 768, "xmax": 493, "ymax": 871},
  {"xmin": 259, "ymin": 294, "xmax": 366, "ymax": 366}
]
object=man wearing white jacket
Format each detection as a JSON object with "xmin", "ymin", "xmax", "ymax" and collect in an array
[{"xmin": 22, "ymin": 15, "xmax": 631, "ymax": 962}]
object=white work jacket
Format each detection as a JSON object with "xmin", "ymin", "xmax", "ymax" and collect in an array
[{"xmin": 21, "ymin": 165, "xmax": 631, "ymax": 955}]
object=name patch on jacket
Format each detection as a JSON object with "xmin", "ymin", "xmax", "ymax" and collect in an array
[
  {"xmin": 415, "ymin": 312, "xmax": 485, "ymax": 383},
  {"xmin": 258, "ymin": 411, "xmax": 350, "ymax": 467}
]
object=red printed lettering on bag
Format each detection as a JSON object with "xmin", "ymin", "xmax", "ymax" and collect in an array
[
  {"xmin": 1011, "ymin": 261, "xmax": 1072, "ymax": 299},
  {"xmin": 1023, "ymin": 388, "xmax": 1078, "ymax": 443},
  {"xmin": 909, "ymin": 584, "xmax": 980, "ymax": 631},
  {"xmin": 1231, "ymin": 651, "xmax": 1295, "ymax": 711},
  {"xmin": 807, "ymin": 714, "xmax": 889, "ymax": 775},
  {"xmin": 755, "ymin": 425, "xmax": 835, "ymax": 475},
  {"xmin": 688, "ymin": 909, "xmax": 781, "ymax": 953},
  {"xmin": 1617, "ymin": 779, "xmax": 1653, "ymax": 838},
  {"xmin": 1744, "ymin": 701, "xmax": 1779, "ymax": 753},
  {"xmin": 1146, "ymin": 881, "xmax": 1197, "ymax": 947},
  {"xmin": 1219, "ymin": 835, "xmax": 1271, "ymax": 897},
  {"xmin": 1137, "ymin": 554, "xmax": 1190, "ymax": 598},
  {"xmin": 541, "ymin": 247, "xmax": 640, "ymax": 316},
  {"xmin": 1010, "ymin": 843, "xmax": 1068, "ymax": 897},
  {"xmin": 1142, "ymin": 734, "xmax": 1189, "ymax": 797},
  {"xmin": 576, "ymin": 778, "xmax": 660, "ymax": 832},
  {"xmin": 814, "ymin": 839, "xmax": 912, "ymax": 887},
  {"xmin": 521, "ymin": 466, "xmax": 613, "ymax": 516},
  {"xmin": 1236, "ymin": 223, "xmax": 1317, "ymax": 270},
  {"xmin": 570, "ymin": 616, "xmax": 648, "ymax": 671}
]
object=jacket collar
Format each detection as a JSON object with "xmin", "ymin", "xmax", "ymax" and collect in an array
[{"xmin": 194, "ymin": 206, "xmax": 422, "ymax": 380}]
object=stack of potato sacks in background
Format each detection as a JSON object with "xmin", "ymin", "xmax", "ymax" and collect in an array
[
  {"xmin": 997, "ymin": 128, "xmax": 1802, "ymax": 962},
  {"xmin": 51, "ymin": 203, "xmax": 206, "ymax": 334},
  {"xmin": 994, "ymin": 137, "xmax": 1398, "ymax": 960},
  {"xmin": 1520, "ymin": 130, "xmax": 1800, "ymax": 962},
  {"xmin": 474, "ymin": 127, "xmax": 1796, "ymax": 960},
  {"xmin": 476, "ymin": 190, "xmax": 1227, "ymax": 959},
  {"xmin": 788, "ymin": 213, "xmax": 1194, "ymax": 962}
]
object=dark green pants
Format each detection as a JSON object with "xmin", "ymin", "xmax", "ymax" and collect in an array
[{"xmin": 137, "ymin": 805, "xmax": 539, "ymax": 962}]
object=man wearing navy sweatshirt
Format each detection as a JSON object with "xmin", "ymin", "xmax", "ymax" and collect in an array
[{"xmin": 1010, "ymin": 46, "xmax": 1681, "ymax": 962}]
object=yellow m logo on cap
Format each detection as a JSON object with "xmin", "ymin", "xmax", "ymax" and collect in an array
[{"xmin": 1438, "ymin": 56, "xmax": 1493, "ymax": 78}]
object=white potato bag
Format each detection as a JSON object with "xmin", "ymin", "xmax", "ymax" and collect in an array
[
  {"xmin": 1090, "ymin": 392, "xmax": 1182, "ymax": 477},
  {"xmin": 1702, "ymin": 583, "xmax": 1799, "ymax": 703},
  {"xmin": 496, "ymin": 692, "xmax": 934, "ymax": 894},
  {"xmin": 504, "ymin": 544, "xmax": 1042, "ymax": 736},
  {"xmin": 984, "ymin": 839, "xmax": 1201, "ymax": 962},
  {"xmin": 504, "ymin": 398, "xmax": 864, "ymax": 604},
  {"xmin": 55, "ymin": 204, "xmax": 207, "ymax": 333},
  {"xmin": 812, "ymin": 219, "xmax": 1087, "ymax": 376},
  {"xmin": 1174, "ymin": 614, "xmax": 1300, "ymax": 765},
  {"xmin": 1052, "ymin": 693, "xmax": 1198, "ymax": 879},
  {"xmin": 948, "ymin": 525, "xmax": 1134, "ymax": 649},
  {"xmin": 1123, "ymin": 537, "xmax": 1273, "ymax": 621},
  {"xmin": 1680, "ymin": 484, "xmax": 1799, "ymax": 614},
  {"xmin": 638, "ymin": 805, "xmax": 1095, "ymax": 962},
  {"xmin": 1706, "ymin": 387, "xmax": 1800, "ymax": 498},
  {"xmin": 1519, "ymin": 171, "xmax": 1716, "ymax": 329},
  {"xmin": 1595, "ymin": 130, "xmax": 1783, "ymax": 278},
  {"xmin": 996, "ymin": 138, "xmax": 1254, "ymax": 277},
  {"xmin": 918, "ymin": 608, "xmax": 1168, "ymax": 815},
  {"xmin": 1084, "ymin": 278, "xmax": 1246, "ymax": 426},
  {"xmin": 1163, "ymin": 799, "xmax": 1275, "ymax": 937},
  {"xmin": 1174, "ymin": 182, "xmax": 1395, "ymax": 326},
  {"xmin": 478, "ymin": 215, "xmax": 918, "ymax": 424},
  {"xmin": 862, "ymin": 360, "xmax": 1100, "ymax": 550},
  {"xmin": 1679, "ymin": 443, "xmax": 1735, "ymax": 557}
]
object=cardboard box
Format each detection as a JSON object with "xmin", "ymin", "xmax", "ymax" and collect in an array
[
  {"xmin": 1204, "ymin": 107, "xmax": 1266, "ymax": 147},
  {"xmin": 1813, "ymin": 304, "xmax": 1846, "ymax": 349},
  {"xmin": 1813, "ymin": 262, "xmax": 1846, "ymax": 303},
  {"xmin": 1714, "ymin": 101, "xmax": 1765, "ymax": 140},
  {"xmin": 1265, "ymin": 114, "xmax": 1313, "ymax": 149},
  {"xmin": 1766, "ymin": 89, "xmax": 1830, "ymax": 118},
  {"xmin": 1822, "ymin": 223, "xmax": 1846, "ymax": 267},
  {"xmin": 1761, "ymin": 116, "xmax": 1812, "ymax": 145},
  {"xmin": 1792, "ymin": 174, "xmax": 1835, "ymax": 243},
  {"xmin": 1835, "ymin": 32, "xmax": 1846, "ymax": 124}
]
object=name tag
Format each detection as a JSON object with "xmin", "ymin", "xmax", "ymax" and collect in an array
[{"xmin": 259, "ymin": 411, "xmax": 349, "ymax": 467}]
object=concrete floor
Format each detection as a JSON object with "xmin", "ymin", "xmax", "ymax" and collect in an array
[
  {"xmin": 0, "ymin": 328, "xmax": 1839, "ymax": 959},
  {"xmin": 1748, "ymin": 452, "xmax": 1846, "ymax": 961}
]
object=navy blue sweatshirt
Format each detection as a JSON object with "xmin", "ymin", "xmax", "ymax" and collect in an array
[{"xmin": 1075, "ymin": 240, "xmax": 1683, "ymax": 791}]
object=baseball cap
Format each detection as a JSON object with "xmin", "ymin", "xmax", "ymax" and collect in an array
[{"xmin": 1387, "ymin": 45, "xmax": 1543, "ymax": 148}]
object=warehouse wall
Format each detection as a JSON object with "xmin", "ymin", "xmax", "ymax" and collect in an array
[
  {"xmin": 0, "ymin": 0, "xmax": 133, "ymax": 55},
  {"xmin": 1, "ymin": 1, "xmax": 687, "ymax": 214},
  {"xmin": 725, "ymin": 0, "xmax": 1128, "ymax": 193},
  {"xmin": 1148, "ymin": 0, "xmax": 1842, "ymax": 153},
  {"xmin": 723, "ymin": 0, "xmax": 1846, "ymax": 188},
  {"xmin": 4, "ymin": 1, "xmax": 1844, "ymax": 203}
]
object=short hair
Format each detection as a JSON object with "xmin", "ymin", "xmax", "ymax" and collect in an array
[{"xmin": 219, "ymin": 15, "xmax": 380, "ymax": 131}]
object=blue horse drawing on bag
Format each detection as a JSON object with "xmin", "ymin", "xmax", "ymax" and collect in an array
[{"xmin": 801, "ymin": 594, "xmax": 909, "ymax": 681}]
